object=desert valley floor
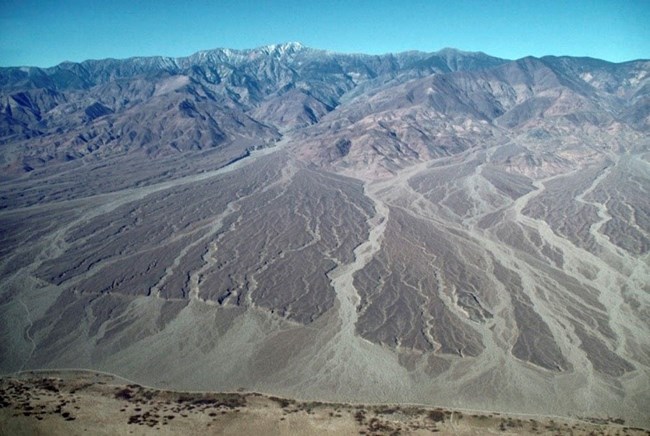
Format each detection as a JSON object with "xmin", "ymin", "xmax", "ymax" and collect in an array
[{"xmin": 2, "ymin": 370, "xmax": 649, "ymax": 435}]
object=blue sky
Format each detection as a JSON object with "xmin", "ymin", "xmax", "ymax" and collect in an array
[{"xmin": 0, "ymin": 0, "xmax": 648, "ymax": 67}]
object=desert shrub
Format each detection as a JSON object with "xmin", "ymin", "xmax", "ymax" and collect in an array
[
  {"xmin": 269, "ymin": 396, "xmax": 294, "ymax": 408},
  {"xmin": 114, "ymin": 388, "xmax": 134, "ymax": 400},
  {"xmin": 428, "ymin": 409, "xmax": 445, "ymax": 422},
  {"xmin": 368, "ymin": 417, "xmax": 393, "ymax": 432},
  {"xmin": 374, "ymin": 406, "xmax": 398, "ymax": 415}
]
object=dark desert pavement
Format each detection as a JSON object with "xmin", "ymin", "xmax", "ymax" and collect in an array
[{"xmin": 0, "ymin": 44, "xmax": 649, "ymax": 428}]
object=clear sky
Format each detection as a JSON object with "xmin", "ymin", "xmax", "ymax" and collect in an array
[{"xmin": 1, "ymin": 0, "xmax": 648, "ymax": 67}]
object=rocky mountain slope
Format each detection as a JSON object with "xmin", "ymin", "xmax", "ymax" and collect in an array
[{"xmin": 0, "ymin": 43, "xmax": 648, "ymax": 427}]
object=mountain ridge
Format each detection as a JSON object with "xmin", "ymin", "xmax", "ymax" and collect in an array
[{"xmin": 0, "ymin": 44, "xmax": 647, "ymax": 179}]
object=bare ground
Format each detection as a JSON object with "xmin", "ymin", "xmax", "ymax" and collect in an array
[{"xmin": 1, "ymin": 370, "xmax": 647, "ymax": 436}]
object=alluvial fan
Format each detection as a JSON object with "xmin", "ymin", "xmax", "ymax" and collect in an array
[{"xmin": 1, "ymin": 43, "xmax": 649, "ymax": 427}]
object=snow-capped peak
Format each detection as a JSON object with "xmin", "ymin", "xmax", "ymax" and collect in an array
[{"xmin": 257, "ymin": 42, "xmax": 305, "ymax": 56}]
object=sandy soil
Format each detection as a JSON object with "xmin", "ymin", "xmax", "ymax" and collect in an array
[{"xmin": 1, "ymin": 370, "xmax": 647, "ymax": 436}]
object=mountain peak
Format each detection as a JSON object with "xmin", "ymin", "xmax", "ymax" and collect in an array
[
  {"xmin": 435, "ymin": 47, "xmax": 495, "ymax": 58},
  {"xmin": 256, "ymin": 42, "xmax": 306, "ymax": 56}
]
